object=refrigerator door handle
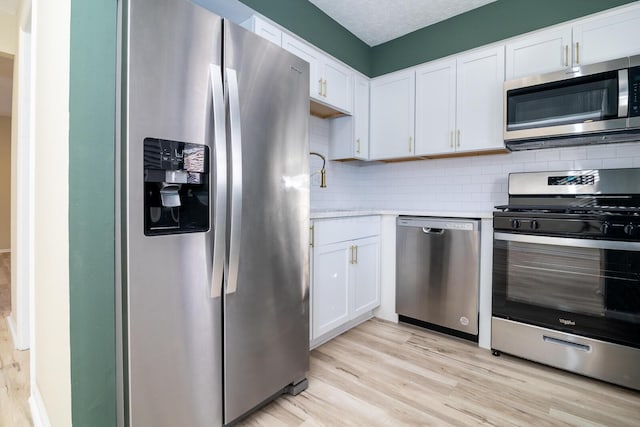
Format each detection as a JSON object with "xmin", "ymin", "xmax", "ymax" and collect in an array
[
  {"xmin": 210, "ymin": 64, "xmax": 227, "ymax": 298},
  {"xmin": 226, "ymin": 67, "xmax": 242, "ymax": 295}
]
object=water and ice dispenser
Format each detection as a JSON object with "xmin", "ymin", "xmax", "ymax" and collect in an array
[{"xmin": 143, "ymin": 138, "xmax": 209, "ymax": 235}]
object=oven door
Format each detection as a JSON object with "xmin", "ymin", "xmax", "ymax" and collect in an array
[{"xmin": 493, "ymin": 232, "xmax": 640, "ymax": 348}]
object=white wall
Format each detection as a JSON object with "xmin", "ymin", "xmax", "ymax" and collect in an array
[
  {"xmin": 309, "ymin": 116, "xmax": 358, "ymax": 207},
  {"xmin": 31, "ymin": 0, "xmax": 72, "ymax": 424},
  {"xmin": 0, "ymin": 9, "xmax": 18, "ymax": 55},
  {"xmin": 310, "ymin": 126, "xmax": 640, "ymax": 212},
  {"xmin": 0, "ymin": 116, "xmax": 10, "ymax": 250}
]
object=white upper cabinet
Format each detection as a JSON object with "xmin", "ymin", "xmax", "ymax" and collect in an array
[
  {"xmin": 281, "ymin": 33, "xmax": 353, "ymax": 114},
  {"xmin": 415, "ymin": 59, "xmax": 456, "ymax": 156},
  {"xmin": 241, "ymin": 16, "xmax": 283, "ymax": 46},
  {"xmin": 322, "ymin": 59, "xmax": 353, "ymax": 113},
  {"xmin": 353, "ymin": 76, "xmax": 370, "ymax": 159},
  {"xmin": 329, "ymin": 74, "xmax": 369, "ymax": 160},
  {"xmin": 369, "ymin": 69, "xmax": 415, "ymax": 160},
  {"xmin": 415, "ymin": 46, "xmax": 504, "ymax": 156},
  {"xmin": 573, "ymin": 6, "xmax": 640, "ymax": 66},
  {"xmin": 505, "ymin": 26, "xmax": 572, "ymax": 79},
  {"xmin": 506, "ymin": 4, "xmax": 640, "ymax": 79},
  {"xmin": 282, "ymin": 33, "xmax": 322, "ymax": 100},
  {"xmin": 456, "ymin": 46, "xmax": 505, "ymax": 153}
]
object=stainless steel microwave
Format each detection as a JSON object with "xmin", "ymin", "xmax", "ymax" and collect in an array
[{"xmin": 504, "ymin": 55, "xmax": 640, "ymax": 150}]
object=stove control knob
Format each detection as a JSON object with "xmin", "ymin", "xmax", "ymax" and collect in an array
[
  {"xmin": 511, "ymin": 219, "xmax": 521, "ymax": 229},
  {"xmin": 624, "ymin": 223, "xmax": 637, "ymax": 236},
  {"xmin": 530, "ymin": 220, "xmax": 539, "ymax": 230},
  {"xmin": 600, "ymin": 222, "xmax": 611, "ymax": 235}
]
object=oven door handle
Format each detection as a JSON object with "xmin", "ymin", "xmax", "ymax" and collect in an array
[{"xmin": 494, "ymin": 232, "xmax": 640, "ymax": 251}]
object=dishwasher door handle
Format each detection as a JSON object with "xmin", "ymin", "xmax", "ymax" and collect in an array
[{"xmin": 422, "ymin": 227, "xmax": 445, "ymax": 234}]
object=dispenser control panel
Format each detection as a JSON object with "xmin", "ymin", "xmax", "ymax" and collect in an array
[
  {"xmin": 631, "ymin": 66, "xmax": 640, "ymax": 117},
  {"xmin": 143, "ymin": 138, "xmax": 209, "ymax": 236}
]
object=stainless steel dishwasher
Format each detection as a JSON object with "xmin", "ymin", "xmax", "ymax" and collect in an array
[{"xmin": 396, "ymin": 216, "xmax": 480, "ymax": 339}]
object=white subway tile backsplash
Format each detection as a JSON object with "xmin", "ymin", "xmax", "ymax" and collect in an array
[
  {"xmin": 309, "ymin": 117, "xmax": 640, "ymax": 212},
  {"xmin": 560, "ymin": 147, "xmax": 587, "ymax": 161},
  {"xmin": 535, "ymin": 150, "xmax": 560, "ymax": 161},
  {"xmin": 586, "ymin": 145, "xmax": 616, "ymax": 159},
  {"xmin": 524, "ymin": 161, "xmax": 549, "ymax": 171},
  {"xmin": 615, "ymin": 143, "xmax": 640, "ymax": 158},
  {"xmin": 546, "ymin": 160, "xmax": 575, "ymax": 171},
  {"xmin": 573, "ymin": 159, "xmax": 603, "ymax": 169},
  {"xmin": 602, "ymin": 158, "xmax": 634, "ymax": 169}
]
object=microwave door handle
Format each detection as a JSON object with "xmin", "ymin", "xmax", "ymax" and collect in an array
[
  {"xmin": 225, "ymin": 68, "xmax": 242, "ymax": 295},
  {"xmin": 209, "ymin": 64, "xmax": 227, "ymax": 299},
  {"xmin": 618, "ymin": 69, "xmax": 629, "ymax": 118}
]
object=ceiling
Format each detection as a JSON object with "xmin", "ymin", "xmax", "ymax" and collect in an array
[{"xmin": 309, "ymin": 0, "xmax": 497, "ymax": 46}]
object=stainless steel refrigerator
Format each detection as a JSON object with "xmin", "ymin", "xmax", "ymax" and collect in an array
[{"xmin": 119, "ymin": 0, "xmax": 310, "ymax": 425}]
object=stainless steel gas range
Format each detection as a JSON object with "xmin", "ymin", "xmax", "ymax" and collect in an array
[{"xmin": 492, "ymin": 168, "xmax": 640, "ymax": 390}]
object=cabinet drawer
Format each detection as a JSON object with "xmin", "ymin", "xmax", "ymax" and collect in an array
[{"xmin": 314, "ymin": 216, "xmax": 380, "ymax": 246}]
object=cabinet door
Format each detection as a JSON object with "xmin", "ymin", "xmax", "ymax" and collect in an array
[
  {"xmin": 415, "ymin": 58, "xmax": 456, "ymax": 156},
  {"xmin": 573, "ymin": 6, "xmax": 640, "ymax": 66},
  {"xmin": 505, "ymin": 26, "xmax": 572, "ymax": 79},
  {"xmin": 282, "ymin": 34, "xmax": 321, "ymax": 100},
  {"xmin": 322, "ymin": 59, "xmax": 353, "ymax": 114},
  {"xmin": 370, "ymin": 70, "xmax": 415, "ymax": 160},
  {"xmin": 350, "ymin": 237, "xmax": 380, "ymax": 319},
  {"xmin": 253, "ymin": 17, "xmax": 283, "ymax": 46},
  {"xmin": 312, "ymin": 241, "xmax": 350, "ymax": 339},
  {"xmin": 353, "ymin": 75, "xmax": 369, "ymax": 159},
  {"xmin": 456, "ymin": 46, "xmax": 505, "ymax": 153}
]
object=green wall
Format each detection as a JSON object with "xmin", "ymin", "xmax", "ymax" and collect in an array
[
  {"xmin": 243, "ymin": 0, "xmax": 636, "ymax": 77},
  {"xmin": 238, "ymin": 0, "xmax": 371, "ymax": 75},
  {"xmin": 68, "ymin": 0, "xmax": 118, "ymax": 425},
  {"xmin": 371, "ymin": 0, "xmax": 636, "ymax": 76}
]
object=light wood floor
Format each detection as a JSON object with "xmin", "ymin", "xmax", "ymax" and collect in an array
[
  {"xmin": 240, "ymin": 319, "xmax": 640, "ymax": 426},
  {"xmin": 2, "ymin": 248, "xmax": 639, "ymax": 426},
  {"xmin": 0, "ymin": 253, "xmax": 10, "ymax": 318},
  {"xmin": 0, "ymin": 253, "xmax": 32, "ymax": 427}
]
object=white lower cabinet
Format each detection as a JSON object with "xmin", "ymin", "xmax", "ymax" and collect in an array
[{"xmin": 310, "ymin": 216, "xmax": 381, "ymax": 348}]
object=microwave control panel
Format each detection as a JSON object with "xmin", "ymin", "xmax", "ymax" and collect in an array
[{"xmin": 631, "ymin": 66, "xmax": 640, "ymax": 117}]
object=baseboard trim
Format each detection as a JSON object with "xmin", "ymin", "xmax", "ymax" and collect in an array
[
  {"xmin": 5, "ymin": 314, "xmax": 29, "ymax": 350},
  {"xmin": 29, "ymin": 384, "xmax": 52, "ymax": 427},
  {"xmin": 310, "ymin": 311, "xmax": 374, "ymax": 350}
]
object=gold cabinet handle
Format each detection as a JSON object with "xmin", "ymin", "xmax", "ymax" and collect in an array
[
  {"xmin": 564, "ymin": 45, "xmax": 569, "ymax": 67},
  {"xmin": 457, "ymin": 130, "xmax": 460, "ymax": 148},
  {"xmin": 323, "ymin": 79, "xmax": 327, "ymax": 97},
  {"xmin": 575, "ymin": 42, "xmax": 580, "ymax": 65},
  {"xmin": 408, "ymin": 136, "xmax": 413, "ymax": 153},
  {"xmin": 450, "ymin": 130, "xmax": 453, "ymax": 148},
  {"xmin": 356, "ymin": 138, "xmax": 361, "ymax": 154},
  {"xmin": 354, "ymin": 245, "xmax": 358, "ymax": 264},
  {"xmin": 318, "ymin": 79, "xmax": 323, "ymax": 96},
  {"xmin": 310, "ymin": 224, "xmax": 314, "ymax": 248},
  {"xmin": 349, "ymin": 245, "xmax": 355, "ymax": 264}
]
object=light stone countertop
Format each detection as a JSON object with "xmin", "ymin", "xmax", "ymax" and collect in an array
[{"xmin": 310, "ymin": 209, "xmax": 493, "ymax": 220}]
